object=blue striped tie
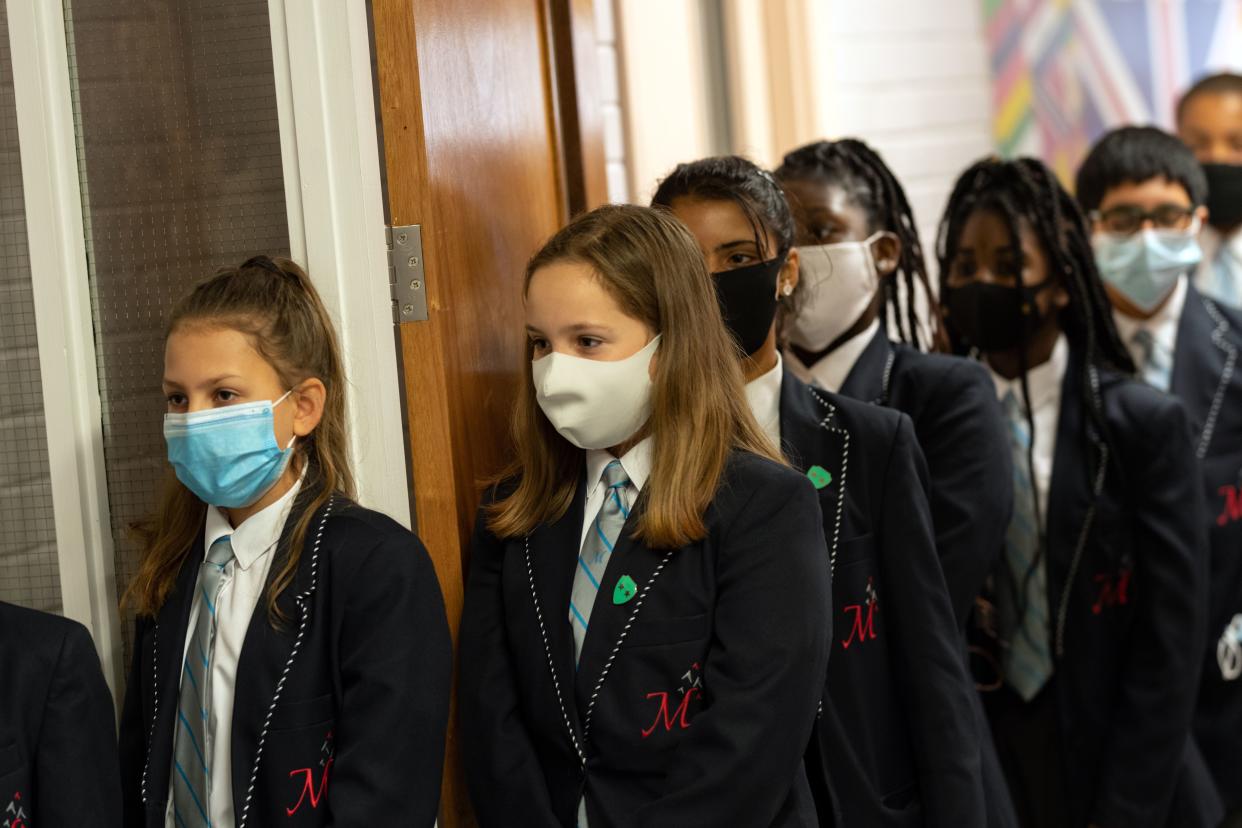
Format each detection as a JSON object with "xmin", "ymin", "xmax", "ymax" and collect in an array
[
  {"xmin": 569, "ymin": 460, "xmax": 630, "ymax": 663},
  {"xmin": 172, "ymin": 536, "xmax": 234, "ymax": 827},
  {"xmin": 1132, "ymin": 328, "xmax": 1172, "ymax": 393},
  {"xmin": 998, "ymin": 392, "xmax": 1053, "ymax": 701}
]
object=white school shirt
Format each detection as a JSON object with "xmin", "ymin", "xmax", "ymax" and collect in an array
[
  {"xmin": 988, "ymin": 335, "xmax": 1068, "ymax": 525},
  {"xmin": 1112, "ymin": 274, "xmax": 1187, "ymax": 392},
  {"xmin": 1196, "ymin": 224, "xmax": 1242, "ymax": 308},
  {"xmin": 745, "ymin": 353, "xmax": 784, "ymax": 449},
  {"xmin": 166, "ymin": 477, "xmax": 302, "ymax": 828},
  {"xmin": 785, "ymin": 318, "xmax": 881, "ymax": 393}
]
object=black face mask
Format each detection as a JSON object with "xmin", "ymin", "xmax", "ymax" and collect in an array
[
  {"xmin": 712, "ymin": 254, "xmax": 787, "ymax": 356},
  {"xmin": 1203, "ymin": 163, "xmax": 1242, "ymax": 230},
  {"xmin": 942, "ymin": 279, "xmax": 1054, "ymax": 354}
]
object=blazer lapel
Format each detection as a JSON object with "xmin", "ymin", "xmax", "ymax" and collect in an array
[
  {"xmin": 147, "ymin": 536, "xmax": 206, "ymax": 800},
  {"xmin": 527, "ymin": 482, "xmax": 587, "ymax": 733},
  {"xmin": 780, "ymin": 368, "xmax": 848, "ymax": 576},
  {"xmin": 1173, "ymin": 285, "xmax": 1238, "ymax": 458},
  {"xmin": 1046, "ymin": 355, "xmax": 1107, "ymax": 658},
  {"xmin": 839, "ymin": 327, "xmax": 892, "ymax": 404}
]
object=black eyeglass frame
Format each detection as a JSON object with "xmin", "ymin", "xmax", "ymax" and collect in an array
[{"xmin": 1089, "ymin": 203, "xmax": 1199, "ymax": 236}]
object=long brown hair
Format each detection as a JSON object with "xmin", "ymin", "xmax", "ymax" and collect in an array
[
  {"xmin": 125, "ymin": 255, "xmax": 356, "ymax": 619},
  {"xmin": 488, "ymin": 204, "xmax": 782, "ymax": 548}
]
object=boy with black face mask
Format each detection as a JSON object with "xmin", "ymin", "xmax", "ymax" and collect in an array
[
  {"xmin": 1178, "ymin": 73, "xmax": 1242, "ymax": 307},
  {"xmin": 1078, "ymin": 124, "xmax": 1242, "ymax": 826},
  {"xmin": 938, "ymin": 156, "xmax": 1217, "ymax": 828}
]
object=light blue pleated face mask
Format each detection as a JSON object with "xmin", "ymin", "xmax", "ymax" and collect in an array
[
  {"xmin": 1093, "ymin": 221, "xmax": 1203, "ymax": 313},
  {"xmin": 164, "ymin": 390, "xmax": 297, "ymax": 508}
]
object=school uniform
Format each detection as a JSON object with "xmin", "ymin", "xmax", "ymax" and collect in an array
[
  {"xmin": 787, "ymin": 325, "xmax": 1018, "ymax": 827},
  {"xmin": 118, "ymin": 482, "xmax": 452, "ymax": 828},
  {"xmin": 0, "ymin": 601, "xmax": 121, "ymax": 828},
  {"xmin": 982, "ymin": 334, "xmax": 1217, "ymax": 828},
  {"xmin": 757, "ymin": 359, "xmax": 987, "ymax": 828},
  {"xmin": 458, "ymin": 443, "xmax": 832, "ymax": 828},
  {"xmin": 1114, "ymin": 277, "xmax": 1242, "ymax": 814},
  {"xmin": 788, "ymin": 320, "xmax": 1012, "ymax": 627}
]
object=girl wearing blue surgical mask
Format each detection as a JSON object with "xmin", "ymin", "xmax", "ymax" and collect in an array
[
  {"xmin": 118, "ymin": 256, "xmax": 451, "ymax": 828},
  {"xmin": 458, "ymin": 204, "xmax": 832, "ymax": 828}
]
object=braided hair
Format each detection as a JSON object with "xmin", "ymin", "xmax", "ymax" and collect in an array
[
  {"xmin": 775, "ymin": 138, "xmax": 944, "ymax": 351},
  {"xmin": 651, "ymin": 154, "xmax": 799, "ymax": 326},
  {"xmin": 936, "ymin": 157, "xmax": 1134, "ymax": 649}
]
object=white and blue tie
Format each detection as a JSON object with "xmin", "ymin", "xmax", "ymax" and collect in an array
[{"xmin": 569, "ymin": 460, "xmax": 630, "ymax": 663}]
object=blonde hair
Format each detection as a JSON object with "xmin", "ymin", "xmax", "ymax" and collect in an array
[
  {"xmin": 125, "ymin": 256, "xmax": 356, "ymax": 620},
  {"xmin": 489, "ymin": 204, "xmax": 783, "ymax": 548}
]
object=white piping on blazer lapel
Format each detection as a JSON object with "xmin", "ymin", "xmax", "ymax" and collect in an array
[{"xmin": 1194, "ymin": 298, "xmax": 1237, "ymax": 460}]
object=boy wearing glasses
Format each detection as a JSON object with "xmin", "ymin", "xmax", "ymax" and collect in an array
[{"xmin": 1078, "ymin": 125, "xmax": 1242, "ymax": 824}]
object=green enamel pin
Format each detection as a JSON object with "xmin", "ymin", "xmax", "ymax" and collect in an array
[
  {"xmin": 807, "ymin": 465, "xmax": 833, "ymax": 490},
  {"xmin": 614, "ymin": 574, "xmax": 638, "ymax": 605}
]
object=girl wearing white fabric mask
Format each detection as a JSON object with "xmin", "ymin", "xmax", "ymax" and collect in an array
[
  {"xmin": 654, "ymin": 155, "xmax": 990, "ymax": 828},
  {"xmin": 457, "ymin": 203, "xmax": 832, "ymax": 828},
  {"xmin": 775, "ymin": 139, "xmax": 1014, "ymax": 635}
]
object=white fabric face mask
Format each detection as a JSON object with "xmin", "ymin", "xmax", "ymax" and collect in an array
[
  {"xmin": 532, "ymin": 335, "xmax": 661, "ymax": 450},
  {"xmin": 789, "ymin": 233, "xmax": 887, "ymax": 352}
]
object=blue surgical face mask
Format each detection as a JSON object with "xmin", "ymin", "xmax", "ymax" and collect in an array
[
  {"xmin": 1093, "ymin": 221, "xmax": 1203, "ymax": 313},
  {"xmin": 164, "ymin": 390, "xmax": 297, "ymax": 508}
]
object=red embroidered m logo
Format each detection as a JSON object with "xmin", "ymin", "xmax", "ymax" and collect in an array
[
  {"xmin": 286, "ymin": 756, "xmax": 333, "ymax": 817},
  {"xmin": 641, "ymin": 687, "xmax": 701, "ymax": 739},
  {"xmin": 1218, "ymin": 485, "xmax": 1242, "ymax": 527}
]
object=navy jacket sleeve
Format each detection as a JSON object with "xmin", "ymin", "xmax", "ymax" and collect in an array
[
  {"xmin": 1092, "ymin": 395, "xmax": 1207, "ymax": 827},
  {"xmin": 459, "ymin": 503, "xmax": 563, "ymax": 826},
  {"xmin": 328, "ymin": 527, "xmax": 452, "ymax": 827},
  {"xmin": 881, "ymin": 416, "xmax": 985, "ymax": 826},
  {"xmin": 918, "ymin": 358, "xmax": 1013, "ymax": 626},
  {"xmin": 35, "ymin": 621, "xmax": 122, "ymax": 828},
  {"xmin": 631, "ymin": 466, "xmax": 832, "ymax": 826}
]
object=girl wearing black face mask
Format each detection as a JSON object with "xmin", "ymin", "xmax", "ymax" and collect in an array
[
  {"xmin": 937, "ymin": 157, "xmax": 1217, "ymax": 828},
  {"xmin": 654, "ymin": 156, "xmax": 987, "ymax": 828}
]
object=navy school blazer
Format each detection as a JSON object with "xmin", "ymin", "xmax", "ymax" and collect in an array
[
  {"xmin": 1012, "ymin": 352, "xmax": 1216, "ymax": 827},
  {"xmin": 779, "ymin": 370, "xmax": 987, "ymax": 828},
  {"xmin": 0, "ymin": 602, "xmax": 121, "ymax": 828},
  {"xmin": 118, "ymin": 491, "xmax": 452, "ymax": 828},
  {"xmin": 839, "ymin": 329, "xmax": 1013, "ymax": 628},
  {"xmin": 1173, "ymin": 286, "xmax": 1242, "ymax": 811},
  {"xmin": 458, "ymin": 450, "xmax": 832, "ymax": 828}
]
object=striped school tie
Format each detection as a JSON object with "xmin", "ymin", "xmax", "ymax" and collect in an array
[
  {"xmin": 171, "ymin": 536, "xmax": 234, "ymax": 827},
  {"xmin": 569, "ymin": 460, "xmax": 630, "ymax": 663},
  {"xmin": 1132, "ymin": 328, "xmax": 1172, "ymax": 393},
  {"xmin": 999, "ymin": 391, "xmax": 1053, "ymax": 702}
]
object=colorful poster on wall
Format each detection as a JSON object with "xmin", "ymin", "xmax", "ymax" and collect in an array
[{"xmin": 985, "ymin": 0, "xmax": 1242, "ymax": 183}]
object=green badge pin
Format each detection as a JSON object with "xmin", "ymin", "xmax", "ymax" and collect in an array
[
  {"xmin": 613, "ymin": 574, "xmax": 638, "ymax": 605},
  {"xmin": 807, "ymin": 465, "xmax": 833, "ymax": 490}
]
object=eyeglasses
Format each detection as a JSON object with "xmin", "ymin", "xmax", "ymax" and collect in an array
[{"xmin": 1090, "ymin": 204, "xmax": 1197, "ymax": 235}]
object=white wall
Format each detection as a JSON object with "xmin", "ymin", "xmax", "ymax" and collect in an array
[
  {"xmin": 595, "ymin": 0, "xmax": 630, "ymax": 203},
  {"xmin": 805, "ymin": 0, "xmax": 993, "ymax": 253}
]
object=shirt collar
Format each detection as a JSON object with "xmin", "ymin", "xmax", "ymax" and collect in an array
[
  {"xmin": 585, "ymin": 435, "xmax": 653, "ymax": 496},
  {"xmin": 203, "ymin": 475, "xmax": 305, "ymax": 571},
  {"xmin": 990, "ymin": 333, "xmax": 1069, "ymax": 414},
  {"xmin": 744, "ymin": 353, "xmax": 784, "ymax": 447},
  {"xmin": 1112, "ymin": 274, "xmax": 1187, "ymax": 354},
  {"xmin": 785, "ymin": 318, "xmax": 881, "ymax": 393}
]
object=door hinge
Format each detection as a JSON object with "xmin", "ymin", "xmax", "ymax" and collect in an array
[{"xmin": 385, "ymin": 224, "xmax": 428, "ymax": 323}]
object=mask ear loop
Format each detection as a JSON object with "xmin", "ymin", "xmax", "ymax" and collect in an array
[{"xmin": 273, "ymin": 387, "xmax": 299, "ymax": 451}]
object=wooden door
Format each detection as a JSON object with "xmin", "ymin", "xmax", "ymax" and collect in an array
[{"xmin": 369, "ymin": 0, "xmax": 605, "ymax": 824}]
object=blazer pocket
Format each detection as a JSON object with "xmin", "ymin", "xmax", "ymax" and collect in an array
[
  {"xmin": 269, "ymin": 693, "xmax": 334, "ymax": 732},
  {"xmin": 0, "ymin": 742, "xmax": 21, "ymax": 778},
  {"xmin": 834, "ymin": 533, "xmax": 874, "ymax": 567},
  {"xmin": 622, "ymin": 613, "xmax": 711, "ymax": 649}
]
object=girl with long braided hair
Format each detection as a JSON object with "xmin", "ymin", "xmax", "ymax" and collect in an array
[{"xmin": 937, "ymin": 156, "xmax": 1214, "ymax": 828}]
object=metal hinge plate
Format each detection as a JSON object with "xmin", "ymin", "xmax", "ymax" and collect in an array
[{"xmin": 385, "ymin": 224, "xmax": 428, "ymax": 323}]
